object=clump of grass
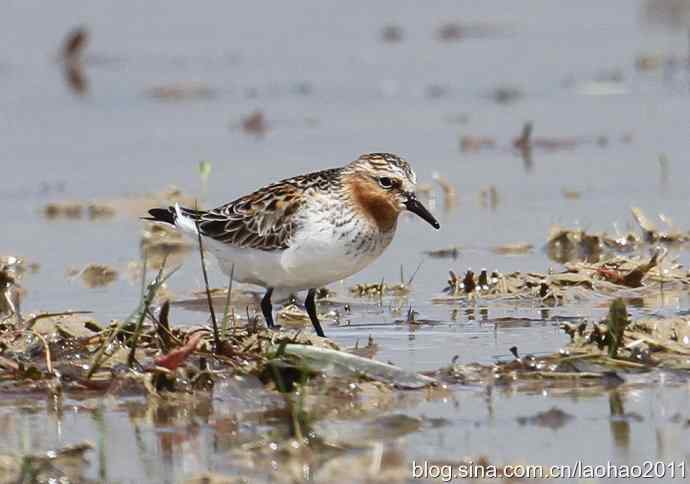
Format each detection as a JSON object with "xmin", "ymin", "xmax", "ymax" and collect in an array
[{"xmin": 86, "ymin": 256, "xmax": 176, "ymax": 378}]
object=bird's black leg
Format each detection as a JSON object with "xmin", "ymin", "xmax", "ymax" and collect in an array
[
  {"xmin": 305, "ymin": 288, "xmax": 326, "ymax": 337},
  {"xmin": 261, "ymin": 288, "xmax": 274, "ymax": 329}
]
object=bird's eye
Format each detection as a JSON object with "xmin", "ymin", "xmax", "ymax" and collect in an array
[{"xmin": 378, "ymin": 177, "xmax": 394, "ymax": 189}]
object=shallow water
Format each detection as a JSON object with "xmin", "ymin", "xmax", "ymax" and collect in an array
[{"xmin": 3, "ymin": 0, "xmax": 690, "ymax": 482}]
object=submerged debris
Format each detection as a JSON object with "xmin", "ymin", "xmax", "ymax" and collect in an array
[
  {"xmin": 546, "ymin": 225, "xmax": 628, "ymax": 263},
  {"xmin": 140, "ymin": 223, "xmax": 192, "ymax": 266},
  {"xmin": 424, "ymin": 246, "xmax": 461, "ymax": 259},
  {"xmin": 73, "ymin": 264, "xmax": 119, "ymax": 288},
  {"xmin": 381, "ymin": 25, "xmax": 404, "ymax": 43},
  {"xmin": 460, "ymin": 135, "xmax": 495, "ymax": 152},
  {"xmin": 491, "ymin": 242, "xmax": 533, "ymax": 255},
  {"xmin": 241, "ymin": 111, "xmax": 268, "ymax": 136},
  {"xmin": 60, "ymin": 27, "xmax": 89, "ymax": 95},
  {"xmin": 489, "ymin": 85, "xmax": 523, "ymax": 105},
  {"xmin": 436, "ymin": 21, "xmax": 504, "ymax": 41},
  {"xmin": 146, "ymin": 82, "xmax": 215, "ymax": 101},
  {"xmin": 43, "ymin": 186, "xmax": 194, "ymax": 221},
  {"xmin": 517, "ymin": 407, "xmax": 575, "ymax": 430}
]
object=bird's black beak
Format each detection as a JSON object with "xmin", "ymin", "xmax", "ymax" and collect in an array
[{"xmin": 404, "ymin": 193, "xmax": 440, "ymax": 229}]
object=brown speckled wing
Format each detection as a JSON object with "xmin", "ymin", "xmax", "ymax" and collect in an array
[{"xmin": 196, "ymin": 168, "xmax": 341, "ymax": 251}]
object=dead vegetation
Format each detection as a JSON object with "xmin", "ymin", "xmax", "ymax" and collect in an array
[
  {"xmin": 436, "ymin": 248, "xmax": 683, "ymax": 305},
  {"xmin": 546, "ymin": 207, "xmax": 690, "ymax": 263},
  {"xmin": 431, "ymin": 299, "xmax": 690, "ymax": 392}
]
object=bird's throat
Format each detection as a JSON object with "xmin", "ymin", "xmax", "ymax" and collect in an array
[{"xmin": 344, "ymin": 174, "xmax": 399, "ymax": 232}]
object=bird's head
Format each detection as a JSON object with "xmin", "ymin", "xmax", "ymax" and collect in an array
[{"xmin": 344, "ymin": 153, "xmax": 440, "ymax": 232}]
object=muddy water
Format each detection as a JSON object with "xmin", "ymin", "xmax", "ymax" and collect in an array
[{"xmin": 3, "ymin": 0, "xmax": 690, "ymax": 482}]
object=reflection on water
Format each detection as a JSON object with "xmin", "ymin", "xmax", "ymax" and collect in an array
[{"xmin": 1, "ymin": 373, "xmax": 689, "ymax": 483}]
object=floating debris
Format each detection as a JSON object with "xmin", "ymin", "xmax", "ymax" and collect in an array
[
  {"xmin": 140, "ymin": 223, "xmax": 192, "ymax": 264},
  {"xmin": 513, "ymin": 121, "xmax": 579, "ymax": 151},
  {"xmin": 42, "ymin": 200, "xmax": 135, "ymax": 220},
  {"xmin": 381, "ymin": 25, "xmax": 404, "ymax": 43},
  {"xmin": 424, "ymin": 246, "xmax": 461, "ymax": 259},
  {"xmin": 424, "ymin": 84, "xmax": 449, "ymax": 99},
  {"xmin": 546, "ymin": 207, "xmax": 690, "ymax": 264},
  {"xmin": 62, "ymin": 27, "xmax": 88, "ymax": 61},
  {"xmin": 42, "ymin": 202, "xmax": 86, "ymax": 219},
  {"xmin": 546, "ymin": 225, "xmax": 608, "ymax": 263},
  {"xmin": 241, "ymin": 111, "xmax": 268, "ymax": 136},
  {"xmin": 489, "ymin": 85, "xmax": 523, "ymax": 105},
  {"xmin": 73, "ymin": 264, "xmax": 118, "ymax": 288},
  {"xmin": 60, "ymin": 27, "xmax": 89, "ymax": 95},
  {"xmin": 491, "ymin": 243, "xmax": 533, "ymax": 255},
  {"xmin": 146, "ymin": 82, "xmax": 215, "ymax": 101},
  {"xmin": 642, "ymin": 0, "xmax": 690, "ymax": 31},
  {"xmin": 436, "ymin": 21, "xmax": 504, "ymax": 41},
  {"xmin": 635, "ymin": 52, "xmax": 677, "ymax": 72},
  {"xmin": 561, "ymin": 187, "xmax": 582, "ymax": 200},
  {"xmin": 350, "ymin": 281, "xmax": 408, "ymax": 298},
  {"xmin": 460, "ymin": 135, "xmax": 495, "ymax": 152},
  {"xmin": 517, "ymin": 407, "xmax": 575, "ymax": 430}
]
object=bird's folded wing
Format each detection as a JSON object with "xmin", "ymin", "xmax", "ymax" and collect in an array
[{"xmin": 197, "ymin": 183, "xmax": 305, "ymax": 251}]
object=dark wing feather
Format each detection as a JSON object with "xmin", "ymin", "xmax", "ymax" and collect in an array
[
  {"xmin": 196, "ymin": 172, "xmax": 335, "ymax": 251},
  {"xmin": 193, "ymin": 168, "xmax": 342, "ymax": 251}
]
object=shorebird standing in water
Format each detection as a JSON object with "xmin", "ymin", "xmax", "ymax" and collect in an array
[{"xmin": 147, "ymin": 153, "xmax": 440, "ymax": 337}]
